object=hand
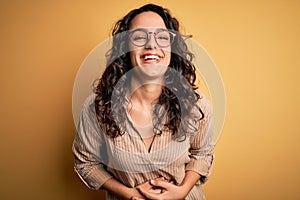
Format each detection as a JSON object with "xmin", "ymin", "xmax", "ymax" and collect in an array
[
  {"xmin": 131, "ymin": 177, "xmax": 166, "ymax": 200},
  {"xmin": 128, "ymin": 187, "xmax": 147, "ymax": 200},
  {"xmin": 136, "ymin": 178, "xmax": 187, "ymax": 200}
]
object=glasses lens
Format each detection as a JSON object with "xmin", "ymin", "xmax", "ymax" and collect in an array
[
  {"xmin": 155, "ymin": 31, "xmax": 173, "ymax": 47},
  {"xmin": 129, "ymin": 29, "xmax": 175, "ymax": 47},
  {"xmin": 130, "ymin": 30, "xmax": 148, "ymax": 46}
]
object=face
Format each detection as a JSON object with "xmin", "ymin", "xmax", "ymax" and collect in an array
[{"xmin": 129, "ymin": 12, "xmax": 171, "ymax": 78}]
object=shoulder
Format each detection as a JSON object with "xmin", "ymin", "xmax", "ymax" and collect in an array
[
  {"xmin": 195, "ymin": 89, "xmax": 213, "ymax": 117},
  {"xmin": 82, "ymin": 93, "xmax": 96, "ymax": 114},
  {"xmin": 80, "ymin": 93, "xmax": 99, "ymax": 126}
]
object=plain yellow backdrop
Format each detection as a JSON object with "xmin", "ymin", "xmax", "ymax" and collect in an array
[{"xmin": 0, "ymin": 0, "xmax": 299, "ymax": 199}]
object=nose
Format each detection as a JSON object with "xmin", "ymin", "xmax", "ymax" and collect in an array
[{"xmin": 145, "ymin": 34, "xmax": 158, "ymax": 49}]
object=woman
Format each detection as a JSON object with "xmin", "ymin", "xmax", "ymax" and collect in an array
[{"xmin": 72, "ymin": 4, "xmax": 214, "ymax": 200}]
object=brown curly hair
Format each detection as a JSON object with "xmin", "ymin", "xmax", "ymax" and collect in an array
[{"xmin": 94, "ymin": 3, "xmax": 204, "ymax": 140}]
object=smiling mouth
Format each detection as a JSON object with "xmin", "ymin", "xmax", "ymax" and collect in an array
[{"xmin": 142, "ymin": 54, "xmax": 162, "ymax": 63}]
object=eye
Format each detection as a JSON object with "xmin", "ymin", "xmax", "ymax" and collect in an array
[
  {"xmin": 130, "ymin": 30, "xmax": 148, "ymax": 42},
  {"xmin": 156, "ymin": 32, "xmax": 171, "ymax": 41},
  {"xmin": 133, "ymin": 35, "xmax": 147, "ymax": 41},
  {"xmin": 158, "ymin": 36, "xmax": 169, "ymax": 40}
]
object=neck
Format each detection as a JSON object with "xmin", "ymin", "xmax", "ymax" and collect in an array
[{"xmin": 129, "ymin": 79, "xmax": 162, "ymax": 108}]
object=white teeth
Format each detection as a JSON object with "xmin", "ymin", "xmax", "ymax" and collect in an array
[{"xmin": 144, "ymin": 55, "xmax": 160, "ymax": 60}]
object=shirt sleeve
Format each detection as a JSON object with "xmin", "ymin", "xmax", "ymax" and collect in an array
[
  {"xmin": 72, "ymin": 95, "xmax": 112, "ymax": 190},
  {"xmin": 185, "ymin": 93, "xmax": 215, "ymax": 184}
]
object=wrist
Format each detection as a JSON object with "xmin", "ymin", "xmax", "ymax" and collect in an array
[
  {"xmin": 178, "ymin": 170, "xmax": 200, "ymax": 198},
  {"xmin": 123, "ymin": 187, "xmax": 134, "ymax": 200},
  {"xmin": 178, "ymin": 183, "xmax": 193, "ymax": 198},
  {"xmin": 125, "ymin": 187, "xmax": 141, "ymax": 200}
]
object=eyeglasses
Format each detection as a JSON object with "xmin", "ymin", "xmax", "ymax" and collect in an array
[{"xmin": 128, "ymin": 28, "xmax": 176, "ymax": 48}]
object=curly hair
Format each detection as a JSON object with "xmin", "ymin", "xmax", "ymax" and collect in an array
[{"xmin": 95, "ymin": 3, "xmax": 204, "ymax": 140}]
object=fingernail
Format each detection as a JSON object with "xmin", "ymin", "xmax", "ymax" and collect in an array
[{"xmin": 150, "ymin": 179, "xmax": 155, "ymax": 184}]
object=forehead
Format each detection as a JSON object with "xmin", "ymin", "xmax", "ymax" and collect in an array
[{"xmin": 129, "ymin": 11, "xmax": 166, "ymax": 30}]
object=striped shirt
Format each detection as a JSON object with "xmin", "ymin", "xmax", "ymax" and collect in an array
[{"xmin": 72, "ymin": 91, "xmax": 214, "ymax": 200}]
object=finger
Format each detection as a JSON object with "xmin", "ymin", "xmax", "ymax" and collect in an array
[
  {"xmin": 131, "ymin": 197, "xmax": 145, "ymax": 200},
  {"xmin": 153, "ymin": 176, "xmax": 165, "ymax": 182},
  {"xmin": 150, "ymin": 179, "xmax": 171, "ymax": 189},
  {"xmin": 137, "ymin": 186, "xmax": 162, "ymax": 200},
  {"xmin": 136, "ymin": 181, "xmax": 152, "ymax": 190},
  {"xmin": 150, "ymin": 188, "xmax": 163, "ymax": 194}
]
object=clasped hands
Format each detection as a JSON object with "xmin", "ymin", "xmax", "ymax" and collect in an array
[{"xmin": 131, "ymin": 177, "xmax": 187, "ymax": 200}]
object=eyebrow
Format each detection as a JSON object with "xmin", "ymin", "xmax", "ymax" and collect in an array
[{"xmin": 129, "ymin": 28, "xmax": 168, "ymax": 33}]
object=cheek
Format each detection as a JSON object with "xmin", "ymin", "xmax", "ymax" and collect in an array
[
  {"xmin": 163, "ymin": 49, "xmax": 171, "ymax": 63},
  {"xmin": 129, "ymin": 52, "xmax": 136, "ymax": 66},
  {"xmin": 129, "ymin": 49, "xmax": 141, "ymax": 66},
  {"xmin": 162, "ymin": 46, "xmax": 171, "ymax": 56},
  {"xmin": 129, "ymin": 42, "xmax": 137, "ymax": 52},
  {"xmin": 166, "ymin": 51, "xmax": 171, "ymax": 60}
]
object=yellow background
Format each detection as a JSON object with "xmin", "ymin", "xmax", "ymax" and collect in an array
[{"xmin": 0, "ymin": 0, "xmax": 299, "ymax": 199}]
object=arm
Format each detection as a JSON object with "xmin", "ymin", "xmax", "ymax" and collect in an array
[
  {"xmin": 72, "ymin": 96, "xmax": 147, "ymax": 199},
  {"xmin": 72, "ymin": 98, "xmax": 112, "ymax": 190},
  {"xmin": 73, "ymin": 134, "xmax": 144, "ymax": 199},
  {"xmin": 185, "ymin": 94, "xmax": 214, "ymax": 184},
  {"xmin": 101, "ymin": 178, "xmax": 146, "ymax": 200}
]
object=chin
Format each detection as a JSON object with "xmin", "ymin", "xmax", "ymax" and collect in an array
[{"xmin": 134, "ymin": 64, "xmax": 168, "ymax": 81}]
